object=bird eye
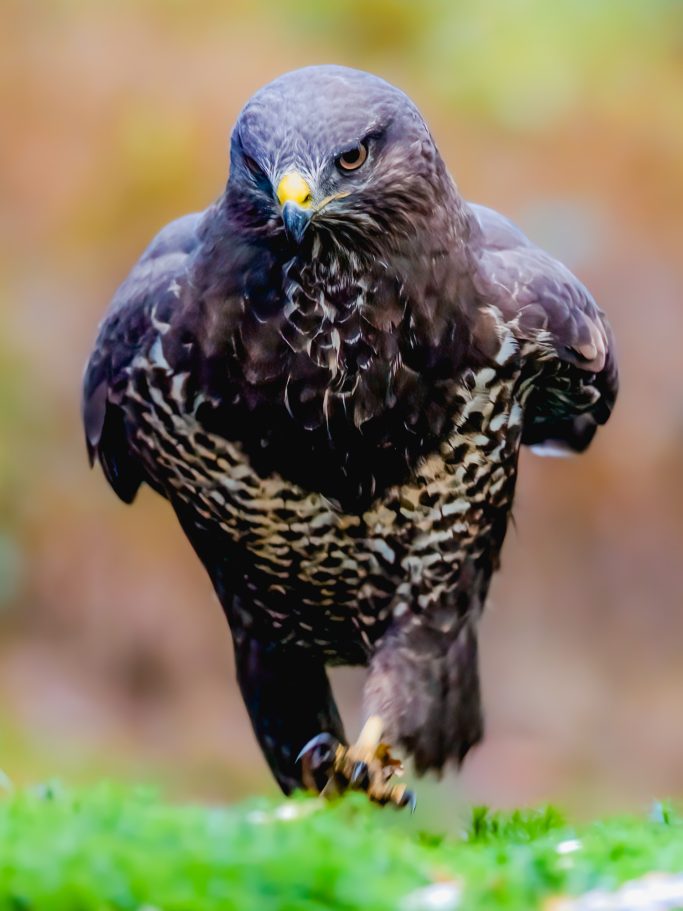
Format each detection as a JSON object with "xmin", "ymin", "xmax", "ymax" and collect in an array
[
  {"xmin": 244, "ymin": 154, "xmax": 264, "ymax": 177},
  {"xmin": 336, "ymin": 142, "xmax": 368, "ymax": 172}
]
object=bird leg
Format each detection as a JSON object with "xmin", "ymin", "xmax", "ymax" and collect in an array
[{"xmin": 298, "ymin": 715, "xmax": 415, "ymax": 809}]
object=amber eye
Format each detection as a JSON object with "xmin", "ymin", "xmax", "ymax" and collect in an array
[{"xmin": 336, "ymin": 142, "xmax": 368, "ymax": 172}]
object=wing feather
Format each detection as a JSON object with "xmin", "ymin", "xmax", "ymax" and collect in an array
[
  {"xmin": 470, "ymin": 204, "xmax": 618, "ymax": 453},
  {"xmin": 81, "ymin": 212, "xmax": 203, "ymax": 501}
]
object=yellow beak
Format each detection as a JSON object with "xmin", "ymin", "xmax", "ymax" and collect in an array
[{"xmin": 276, "ymin": 172, "xmax": 313, "ymax": 208}]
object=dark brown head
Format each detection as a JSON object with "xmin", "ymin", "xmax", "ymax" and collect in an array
[{"xmin": 225, "ymin": 65, "xmax": 456, "ymax": 257}]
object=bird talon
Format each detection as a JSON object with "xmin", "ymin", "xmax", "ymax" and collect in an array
[
  {"xmin": 396, "ymin": 787, "xmax": 417, "ymax": 813},
  {"xmin": 297, "ymin": 716, "xmax": 413, "ymax": 807},
  {"xmin": 350, "ymin": 760, "xmax": 370, "ymax": 789},
  {"xmin": 334, "ymin": 716, "xmax": 414, "ymax": 809}
]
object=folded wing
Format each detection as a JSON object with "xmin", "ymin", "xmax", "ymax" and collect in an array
[
  {"xmin": 82, "ymin": 212, "xmax": 203, "ymax": 501},
  {"xmin": 471, "ymin": 203, "xmax": 618, "ymax": 454}
]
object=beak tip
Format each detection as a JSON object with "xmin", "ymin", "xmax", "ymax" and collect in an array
[{"xmin": 282, "ymin": 201, "xmax": 312, "ymax": 245}]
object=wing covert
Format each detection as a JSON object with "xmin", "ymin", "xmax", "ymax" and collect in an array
[
  {"xmin": 470, "ymin": 204, "xmax": 618, "ymax": 453},
  {"xmin": 82, "ymin": 212, "xmax": 203, "ymax": 501}
]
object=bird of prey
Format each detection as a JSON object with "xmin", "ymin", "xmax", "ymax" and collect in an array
[{"xmin": 83, "ymin": 65, "xmax": 617, "ymax": 806}]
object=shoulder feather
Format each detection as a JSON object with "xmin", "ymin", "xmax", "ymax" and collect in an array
[
  {"xmin": 82, "ymin": 212, "xmax": 203, "ymax": 500},
  {"xmin": 469, "ymin": 203, "xmax": 618, "ymax": 452}
]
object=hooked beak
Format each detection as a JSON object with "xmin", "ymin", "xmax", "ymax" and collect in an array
[
  {"xmin": 277, "ymin": 172, "xmax": 313, "ymax": 244},
  {"xmin": 281, "ymin": 201, "xmax": 312, "ymax": 244}
]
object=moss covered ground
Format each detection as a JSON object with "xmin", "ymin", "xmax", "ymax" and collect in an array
[{"xmin": 0, "ymin": 781, "xmax": 682, "ymax": 910}]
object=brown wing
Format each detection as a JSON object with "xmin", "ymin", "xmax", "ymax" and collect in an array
[
  {"xmin": 82, "ymin": 212, "xmax": 203, "ymax": 501},
  {"xmin": 470, "ymin": 203, "xmax": 618, "ymax": 453}
]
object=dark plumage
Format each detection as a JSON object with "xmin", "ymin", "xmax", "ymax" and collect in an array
[{"xmin": 83, "ymin": 66, "xmax": 617, "ymax": 796}]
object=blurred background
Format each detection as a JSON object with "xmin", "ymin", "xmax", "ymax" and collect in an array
[{"xmin": 1, "ymin": 0, "xmax": 682, "ymax": 823}]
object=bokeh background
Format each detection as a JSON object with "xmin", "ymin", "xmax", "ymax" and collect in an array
[{"xmin": 1, "ymin": 0, "xmax": 682, "ymax": 823}]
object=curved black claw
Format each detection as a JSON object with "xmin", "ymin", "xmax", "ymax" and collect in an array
[
  {"xmin": 297, "ymin": 732, "xmax": 341, "ymax": 794},
  {"xmin": 350, "ymin": 761, "xmax": 370, "ymax": 790},
  {"xmin": 400, "ymin": 789, "xmax": 417, "ymax": 814}
]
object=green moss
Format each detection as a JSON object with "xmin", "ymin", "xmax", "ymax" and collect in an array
[{"xmin": 0, "ymin": 781, "xmax": 681, "ymax": 910}]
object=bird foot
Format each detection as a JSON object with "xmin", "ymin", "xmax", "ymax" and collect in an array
[{"xmin": 298, "ymin": 715, "xmax": 415, "ymax": 810}]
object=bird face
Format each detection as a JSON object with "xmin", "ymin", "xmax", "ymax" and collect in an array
[{"xmin": 227, "ymin": 65, "xmax": 445, "ymax": 255}]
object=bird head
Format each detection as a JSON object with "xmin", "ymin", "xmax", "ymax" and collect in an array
[{"xmin": 226, "ymin": 65, "xmax": 452, "ymax": 257}]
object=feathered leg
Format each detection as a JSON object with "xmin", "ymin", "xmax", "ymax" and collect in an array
[
  {"xmin": 363, "ymin": 617, "xmax": 483, "ymax": 774},
  {"xmin": 171, "ymin": 501, "xmax": 345, "ymax": 794},
  {"xmin": 301, "ymin": 617, "xmax": 481, "ymax": 806},
  {"xmin": 233, "ymin": 635, "xmax": 346, "ymax": 794}
]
